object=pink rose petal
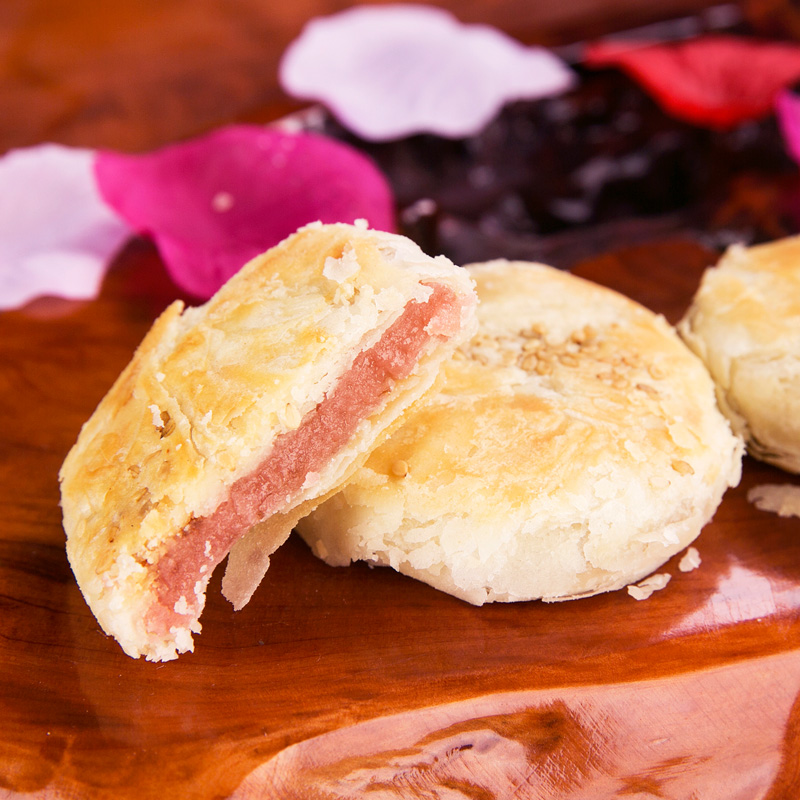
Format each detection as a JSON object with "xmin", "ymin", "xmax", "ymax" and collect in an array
[
  {"xmin": 776, "ymin": 88, "xmax": 800, "ymax": 165},
  {"xmin": 585, "ymin": 36, "xmax": 800, "ymax": 130},
  {"xmin": 279, "ymin": 4, "xmax": 575, "ymax": 140},
  {"xmin": 94, "ymin": 125, "xmax": 396, "ymax": 298},
  {"xmin": 0, "ymin": 144, "xmax": 131, "ymax": 311}
]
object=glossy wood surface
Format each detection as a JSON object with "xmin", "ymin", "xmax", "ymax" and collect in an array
[{"xmin": 3, "ymin": 1, "xmax": 800, "ymax": 798}]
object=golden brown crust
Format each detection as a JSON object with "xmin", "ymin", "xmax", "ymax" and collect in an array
[
  {"xmin": 678, "ymin": 236, "xmax": 800, "ymax": 473},
  {"xmin": 298, "ymin": 261, "xmax": 743, "ymax": 605},
  {"xmin": 59, "ymin": 221, "xmax": 477, "ymax": 660}
]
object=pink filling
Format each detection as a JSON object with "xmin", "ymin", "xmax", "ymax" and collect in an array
[{"xmin": 146, "ymin": 283, "xmax": 460, "ymax": 635}]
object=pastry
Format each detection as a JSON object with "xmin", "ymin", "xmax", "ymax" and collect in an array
[
  {"xmin": 298, "ymin": 260, "xmax": 743, "ymax": 604},
  {"xmin": 679, "ymin": 236, "xmax": 800, "ymax": 473},
  {"xmin": 59, "ymin": 221, "xmax": 477, "ymax": 660}
]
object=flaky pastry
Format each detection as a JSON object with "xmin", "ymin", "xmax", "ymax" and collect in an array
[
  {"xmin": 679, "ymin": 236, "xmax": 800, "ymax": 473},
  {"xmin": 59, "ymin": 221, "xmax": 477, "ymax": 660},
  {"xmin": 298, "ymin": 261, "xmax": 743, "ymax": 604}
]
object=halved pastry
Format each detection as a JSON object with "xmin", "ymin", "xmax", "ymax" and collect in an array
[
  {"xmin": 59, "ymin": 221, "xmax": 477, "ymax": 660},
  {"xmin": 298, "ymin": 260, "xmax": 743, "ymax": 605}
]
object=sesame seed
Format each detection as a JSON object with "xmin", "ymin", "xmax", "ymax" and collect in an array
[
  {"xmin": 560, "ymin": 353, "xmax": 579, "ymax": 367},
  {"xmin": 671, "ymin": 460, "xmax": 694, "ymax": 475},
  {"xmin": 570, "ymin": 329, "xmax": 587, "ymax": 344},
  {"xmin": 501, "ymin": 350, "xmax": 517, "ymax": 367},
  {"xmin": 649, "ymin": 364, "xmax": 667, "ymax": 380},
  {"xmin": 535, "ymin": 361, "xmax": 553, "ymax": 375},
  {"xmin": 391, "ymin": 459, "xmax": 409, "ymax": 477}
]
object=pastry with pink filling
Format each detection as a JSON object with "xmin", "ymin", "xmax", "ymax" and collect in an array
[{"xmin": 59, "ymin": 221, "xmax": 477, "ymax": 661}]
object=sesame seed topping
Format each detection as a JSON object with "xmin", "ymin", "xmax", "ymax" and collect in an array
[
  {"xmin": 391, "ymin": 459, "xmax": 409, "ymax": 477},
  {"xmin": 671, "ymin": 460, "xmax": 694, "ymax": 475}
]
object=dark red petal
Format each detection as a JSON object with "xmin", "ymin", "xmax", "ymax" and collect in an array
[{"xmin": 585, "ymin": 35, "xmax": 800, "ymax": 129}]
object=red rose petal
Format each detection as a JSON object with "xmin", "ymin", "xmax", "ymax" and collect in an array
[
  {"xmin": 585, "ymin": 35, "xmax": 800, "ymax": 130},
  {"xmin": 95, "ymin": 125, "xmax": 396, "ymax": 298}
]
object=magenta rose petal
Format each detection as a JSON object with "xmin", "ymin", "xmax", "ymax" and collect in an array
[
  {"xmin": 776, "ymin": 88, "xmax": 800, "ymax": 165},
  {"xmin": 94, "ymin": 125, "xmax": 396, "ymax": 298},
  {"xmin": 585, "ymin": 35, "xmax": 800, "ymax": 130},
  {"xmin": 279, "ymin": 4, "xmax": 575, "ymax": 140},
  {"xmin": 0, "ymin": 144, "xmax": 131, "ymax": 311}
]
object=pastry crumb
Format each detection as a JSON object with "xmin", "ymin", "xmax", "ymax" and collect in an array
[
  {"xmin": 627, "ymin": 572, "xmax": 671, "ymax": 601},
  {"xmin": 678, "ymin": 546, "xmax": 701, "ymax": 572},
  {"xmin": 747, "ymin": 484, "xmax": 800, "ymax": 518}
]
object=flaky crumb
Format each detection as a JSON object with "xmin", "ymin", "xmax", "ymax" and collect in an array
[
  {"xmin": 627, "ymin": 572, "xmax": 671, "ymax": 601},
  {"xmin": 747, "ymin": 484, "xmax": 800, "ymax": 518},
  {"xmin": 282, "ymin": 402, "xmax": 302, "ymax": 429},
  {"xmin": 678, "ymin": 546, "xmax": 701, "ymax": 572},
  {"xmin": 323, "ymin": 244, "xmax": 360, "ymax": 282},
  {"xmin": 148, "ymin": 404, "xmax": 162, "ymax": 428}
]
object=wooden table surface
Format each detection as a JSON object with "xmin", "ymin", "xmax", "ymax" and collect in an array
[{"xmin": 3, "ymin": 1, "xmax": 800, "ymax": 798}]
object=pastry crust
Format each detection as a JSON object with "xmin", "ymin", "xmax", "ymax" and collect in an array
[
  {"xmin": 678, "ymin": 236, "xmax": 800, "ymax": 473},
  {"xmin": 59, "ymin": 221, "xmax": 476, "ymax": 660},
  {"xmin": 298, "ymin": 261, "xmax": 743, "ymax": 605}
]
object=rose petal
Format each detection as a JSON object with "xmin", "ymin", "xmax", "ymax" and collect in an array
[
  {"xmin": 279, "ymin": 4, "xmax": 575, "ymax": 140},
  {"xmin": 776, "ymin": 88, "xmax": 800, "ymax": 165},
  {"xmin": 94, "ymin": 125, "xmax": 396, "ymax": 298},
  {"xmin": 0, "ymin": 144, "xmax": 131, "ymax": 310},
  {"xmin": 585, "ymin": 35, "xmax": 800, "ymax": 130}
]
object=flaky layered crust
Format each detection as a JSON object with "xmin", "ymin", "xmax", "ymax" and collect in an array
[
  {"xmin": 678, "ymin": 237, "xmax": 800, "ymax": 473},
  {"xmin": 59, "ymin": 221, "xmax": 476, "ymax": 660},
  {"xmin": 298, "ymin": 261, "xmax": 743, "ymax": 605}
]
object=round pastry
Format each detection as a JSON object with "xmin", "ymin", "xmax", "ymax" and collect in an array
[
  {"xmin": 679, "ymin": 236, "xmax": 800, "ymax": 474},
  {"xmin": 59, "ymin": 221, "xmax": 477, "ymax": 660},
  {"xmin": 298, "ymin": 260, "xmax": 743, "ymax": 605}
]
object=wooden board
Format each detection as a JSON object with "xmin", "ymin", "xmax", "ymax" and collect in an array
[
  {"xmin": 3, "ymin": 1, "xmax": 800, "ymax": 797},
  {"xmin": 2, "ymin": 234, "xmax": 800, "ymax": 799}
]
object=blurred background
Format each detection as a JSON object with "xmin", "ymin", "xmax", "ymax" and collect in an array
[{"xmin": 0, "ymin": 0, "xmax": 772, "ymax": 154}]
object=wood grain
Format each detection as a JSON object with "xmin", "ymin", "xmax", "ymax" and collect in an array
[
  {"xmin": 3, "ymin": 233, "xmax": 800, "ymax": 799},
  {"xmin": 2, "ymin": 1, "xmax": 800, "ymax": 798}
]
